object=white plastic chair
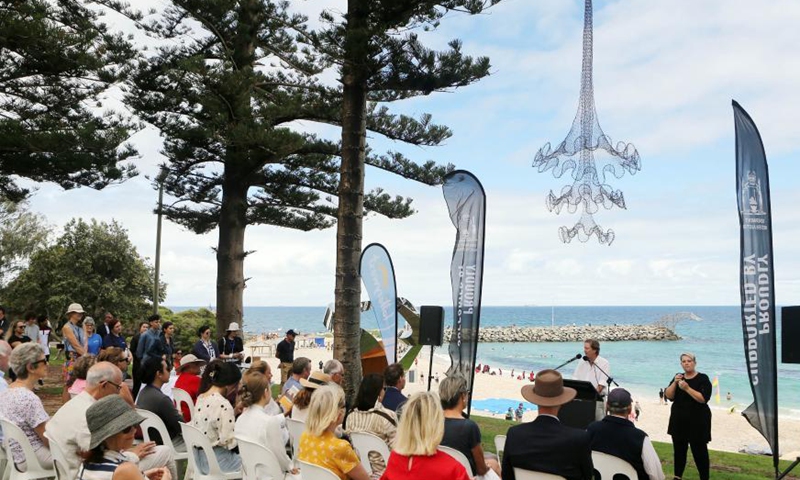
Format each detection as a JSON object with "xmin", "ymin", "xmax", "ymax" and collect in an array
[
  {"xmin": 179, "ymin": 423, "xmax": 242, "ymax": 480},
  {"xmin": 591, "ymin": 451, "xmax": 638, "ymax": 480},
  {"xmin": 0, "ymin": 419, "xmax": 55, "ymax": 480},
  {"xmin": 235, "ymin": 438, "xmax": 283, "ymax": 480},
  {"xmin": 172, "ymin": 388, "xmax": 195, "ymax": 423},
  {"xmin": 513, "ymin": 468, "xmax": 567, "ymax": 480},
  {"xmin": 494, "ymin": 435, "xmax": 506, "ymax": 461},
  {"xmin": 43, "ymin": 433, "xmax": 72, "ymax": 480},
  {"xmin": 349, "ymin": 432, "xmax": 390, "ymax": 474},
  {"xmin": 438, "ymin": 445, "xmax": 473, "ymax": 477},
  {"xmin": 0, "ymin": 435, "xmax": 8, "ymax": 480},
  {"xmin": 136, "ymin": 409, "xmax": 189, "ymax": 479},
  {"xmin": 285, "ymin": 419, "xmax": 305, "ymax": 459},
  {"xmin": 298, "ymin": 460, "xmax": 338, "ymax": 480}
]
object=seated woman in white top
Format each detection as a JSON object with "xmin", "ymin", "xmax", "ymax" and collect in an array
[
  {"xmin": 79, "ymin": 395, "xmax": 170, "ymax": 480},
  {"xmin": 234, "ymin": 369, "xmax": 297, "ymax": 477},
  {"xmin": 0, "ymin": 343, "xmax": 52, "ymax": 469},
  {"xmin": 192, "ymin": 359, "xmax": 242, "ymax": 474}
]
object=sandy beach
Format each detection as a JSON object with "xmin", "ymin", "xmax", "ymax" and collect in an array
[{"xmin": 247, "ymin": 338, "xmax": 800, "ymax": 460}]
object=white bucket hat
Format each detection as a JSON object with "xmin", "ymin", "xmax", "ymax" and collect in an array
[
  {"xmin": 226, "ymin": 322, "xmax": 240, "ymax": 332},
  {"xmin": 66, "ymin": 303, "xmax": 85, "ymax": 315}
]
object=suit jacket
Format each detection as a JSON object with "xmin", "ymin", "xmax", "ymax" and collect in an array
[
  {"xmin": 381, "ymin": 387, "xmax": 407, "ymax": 412},
  {"xmin": 501, "ymin": 415, "xmax": 593, "ymax": 480}
]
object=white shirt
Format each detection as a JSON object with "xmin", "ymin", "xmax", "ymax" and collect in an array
[
  {"xmin": 45, "ymin": 391, "xmax": 96, "ymax": 472},
  {"xmin": 641, "ymin": 436, "xmax": 666, "ymax": 480},
  {"xmin": 193, "ymin": 392, "xmax": 237, "ymax": 450},
  {"xmin": 0, "ymin": 371, "xmax": 7, "ymax": 394},
  {"xmin": 235, "ymin": 404, "xmax": 292, "ymax": 473},
  {"xmin": 573, "ymin": 355, "xmax": 611, "ymax": 393}
]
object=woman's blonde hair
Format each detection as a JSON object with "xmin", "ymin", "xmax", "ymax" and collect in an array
[
  {"xmin": 394, "ymin": 391, "xmax": 444, "ymax": 456},
  {"xmin": 680, "ymin": 352, "xmax": 696, "ymax": 362},
  {"xmin": 305, "ymin": 384, "xmax": 344, "ymax": 437}
]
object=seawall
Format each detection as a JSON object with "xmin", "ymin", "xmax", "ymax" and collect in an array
[{"xmin": 444, "ymin": 324, "xmax": 680, "ymax": 342}]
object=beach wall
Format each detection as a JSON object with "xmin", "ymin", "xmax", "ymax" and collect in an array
[{"xmin": 445, "ymin": 324, "xmax": 680, "ymax": 342}]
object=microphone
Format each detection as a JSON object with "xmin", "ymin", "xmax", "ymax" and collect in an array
[
  {"xmin": 582, "ymin": 355, "xmax": 589, "ymax": 361},
  {"xmin": 554, "ymin": 353, "xmax": 584, "ymax": 371}
]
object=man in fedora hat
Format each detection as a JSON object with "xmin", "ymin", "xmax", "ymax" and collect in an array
[
  {"xmin": 501, "ymin": 369, "xmax": 593, "ymax": 480},
  {"xmin": 276, "ymin": 329, "xmax": 297, "ymax": 387},
  {"xmin": 587, "ymin": 388, "xmax": 664, "ymax": 480},
  {"xmin": 218, "ymin": 321, "xmax": 244, "ymax": 365}
]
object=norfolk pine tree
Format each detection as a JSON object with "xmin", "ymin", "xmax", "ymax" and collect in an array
[
  {"xmin": 0, "ymin": 0, "xmax": 138, "ymax": 201},
  {"xmin": 315, "ymin": 0, "xmax": 499, "ymax": 397},
  {"xmin": 121, "ymin": 0, "xmax": 450, "ymax": 338}
]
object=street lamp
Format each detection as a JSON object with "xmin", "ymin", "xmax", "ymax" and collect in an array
[{"xmin": 153, "ymin": 166, "xmax": 169, "ymax": 315}]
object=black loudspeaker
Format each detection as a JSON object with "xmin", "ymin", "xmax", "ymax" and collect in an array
[
  {"xmin": 419, "ymin": 306, "xmax": 444, "ymax": 346},
  {"xmin": 782, "ymin": 306, "xmax": 800, "ymax": 364}
]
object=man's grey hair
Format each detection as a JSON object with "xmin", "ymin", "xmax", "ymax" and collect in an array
[
  {"xmin": 9, "ymin": 343, "xmax": 43, "ymax": 379},
  {"xmin": 323, "ymin": 359, "xmax": 344, "ymax": 375},
  {"xmin": 86, "ymin": 361, "xmax": 121, "ymax": 387},
  {"xmin": 291, "ymin": 357, "xmax": 311, "ymax": 375},
  {"xmin": 0, "ymin": 340, "xmax": 11, "ymax": 358}
]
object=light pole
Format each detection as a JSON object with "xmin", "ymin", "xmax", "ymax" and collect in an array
[{"xmin": 153, "ymin": 166, "xmax": 169, "ymax": 315}]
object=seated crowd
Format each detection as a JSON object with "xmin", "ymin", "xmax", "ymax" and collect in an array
[{"xmin": 0, "ymin": 315, "xmax": 665, "ymax": 480}]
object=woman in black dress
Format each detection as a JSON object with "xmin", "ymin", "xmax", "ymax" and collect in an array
[{"xmin": 665, "ymin": 352, "xmax": 712, "ymax": 480}]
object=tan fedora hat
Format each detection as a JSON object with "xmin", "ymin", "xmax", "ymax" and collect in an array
[
  {"xmin": 300, "ymin": 371, "xmax": 331, "ymax": 390},
  {"xmin": 520, "ymin": 369, "xmax": 576, "ymax": 407}
]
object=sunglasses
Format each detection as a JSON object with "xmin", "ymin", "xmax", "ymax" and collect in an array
[{"xmin": 31, "ymin": 358, "xmax": 48, "ymax": 367}]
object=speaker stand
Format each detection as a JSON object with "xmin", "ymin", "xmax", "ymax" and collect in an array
[{"xmin": 427, "ymin": 345, "xmax": 434, "ymax": 392}]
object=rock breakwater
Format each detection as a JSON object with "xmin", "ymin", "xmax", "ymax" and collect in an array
[{"xmin": 444, "ymin": 324, "xmax": 680, "ymax": 342}]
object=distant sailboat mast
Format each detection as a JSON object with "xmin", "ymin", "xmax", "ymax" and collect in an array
[{"xmin": 551, "ymin": 306, "xmax": 555, "ymax": 327}]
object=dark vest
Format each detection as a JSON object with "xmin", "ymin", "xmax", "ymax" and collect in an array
[{"xmin": 587, "ymin": 415, "xmax": 649, "ymax": 480}]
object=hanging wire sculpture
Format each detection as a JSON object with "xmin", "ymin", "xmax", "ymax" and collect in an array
[{"xmin": 533, "ymin": 0, "xmax": 641, "ymax": 245}]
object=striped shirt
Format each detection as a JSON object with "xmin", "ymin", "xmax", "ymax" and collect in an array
[
  {"xmin": 344, "ymin": 403, "xmax": 397, "ymax": 475},
  {"xmin": 79, "ymin": 451, "xmax": 128, "ymax": 480}
]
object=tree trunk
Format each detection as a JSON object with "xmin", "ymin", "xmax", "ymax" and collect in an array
[
  {"xmin": 216, "ymin": 179, "xmax": 248, "ymax": 336},
  {"xmin": 335, "ymin": 0, "xmax": 369, "ymax": 403}
]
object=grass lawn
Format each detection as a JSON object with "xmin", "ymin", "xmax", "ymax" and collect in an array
[{"xmin": 473, "ymin": 415, "xmax": 799, "ymax": 480}]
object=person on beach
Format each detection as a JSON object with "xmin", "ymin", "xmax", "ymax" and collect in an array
[
  {"xmin": 439, "ymin": 375, "xmax": 501, "ymax": 479},
  {"xmin": 382, "ymin": 363, "xmax": 407, "ymax": 412},
  {"xmin": 658, "ymin": 388, "xmax": 664, "ymax": 405},
  {"xmin": 276, "ymin": 329, "xmax": 297, "ymax": 387},
  {"xmin": 665, "ymin": 352, "xmax": 712, "ymax": 480},
  {"xmin": 380, "ymin": 391, "xmax": 471, "ymax": 480},
  {"xmin": 634, "ymin": 400, "xmax": 641, "ymax": 421},
  {"xmin": 501, "ymin": 369, "xmax": 593, "ymax": 480},
  {"xmin": 587, "ymin": 388, "xmax": 664, "ymax": 480}
]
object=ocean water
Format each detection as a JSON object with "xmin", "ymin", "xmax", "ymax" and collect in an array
[{"xmin": 170, "ymin": 305, "xmax": 800, "ymax": 417}]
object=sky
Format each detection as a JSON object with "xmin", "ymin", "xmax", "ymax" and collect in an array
[{"xmin": 19, "ymin": 0, "xmax": 800, "ymax": 307}]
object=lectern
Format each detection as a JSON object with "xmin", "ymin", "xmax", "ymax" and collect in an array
[{"xmin": 557, "ymin": 379, "xmax": 603, "ymax": 428}]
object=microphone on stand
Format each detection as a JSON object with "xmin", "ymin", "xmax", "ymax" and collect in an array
[{"xmin": 554, "ymin": 353, "xmax": 583, "ymax": 371}]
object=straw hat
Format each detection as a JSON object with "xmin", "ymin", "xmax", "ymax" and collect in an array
[
  {"xmin": 520, "ymin": 369, "xmax": 576, "ymax": 407},
  {"xmin": 66, "ymin": 303, "xmax": 85, "ymax": 315},
  {"xmin": 86, "ymin": 395, "xmax": 144, "ymax": 449},
  {"xmin": 177, "ymin": 354, "xmax": 207, "ymax": 372},
  {"xmin": 300, "ymin": 371, "xmax": 331, "ymax": 389}
]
